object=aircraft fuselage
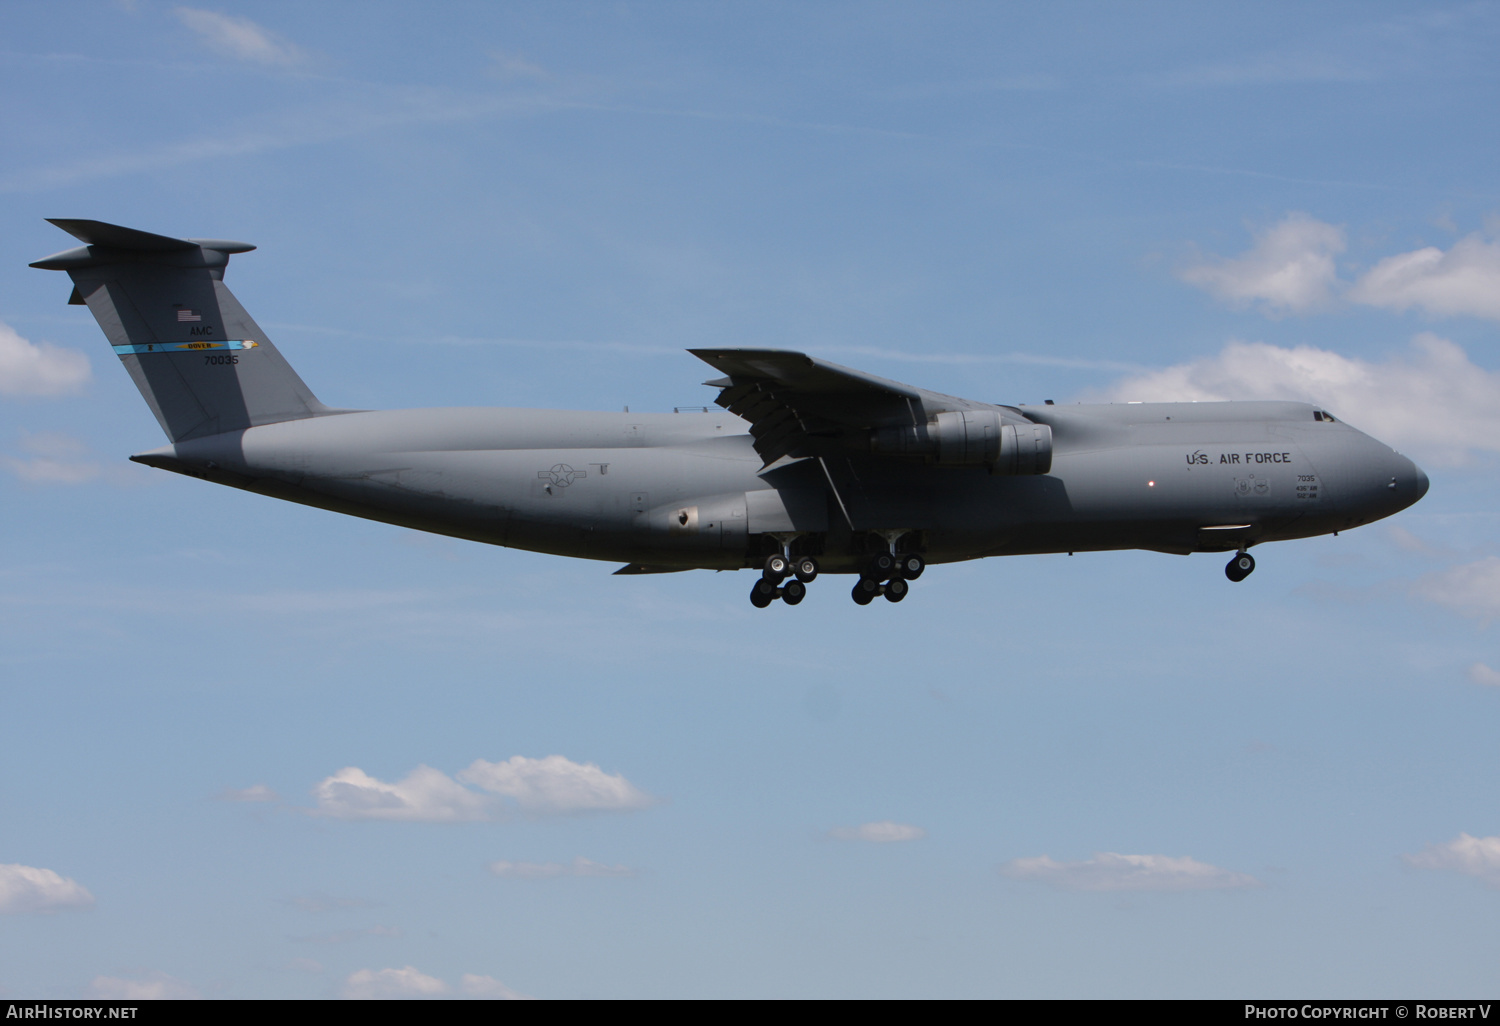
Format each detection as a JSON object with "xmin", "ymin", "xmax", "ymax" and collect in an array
[
  {"xmin": 133, "ymin": 397, "xmax": 1427, "ymax": 574},
  {"xmin": 31, "ymin": 218, "xmax": 1428, "ymax": 602}
]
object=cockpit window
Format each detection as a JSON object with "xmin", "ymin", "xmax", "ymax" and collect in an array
[{"xmin": 1313, "ymin": 410, "xmax": 1338, "ymax": 423}]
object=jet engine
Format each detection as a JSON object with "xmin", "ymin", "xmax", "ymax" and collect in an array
[{"xmin": 870, "ymin": 410, "xmax": 1052, "ymax": 475}]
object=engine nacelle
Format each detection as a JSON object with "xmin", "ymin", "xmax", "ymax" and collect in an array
[
  {"xmin": 871, "ymin": 411, "xmax": 1052, "ymax": 475},
  {"xmin": 993, "ymin": 420, "xmax": 1053, "ymax": 476}
]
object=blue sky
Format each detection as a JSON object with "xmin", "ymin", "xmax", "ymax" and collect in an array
[{"xmin": 3, "ymin": 1, "xmax": 1500, "ymax": 999}]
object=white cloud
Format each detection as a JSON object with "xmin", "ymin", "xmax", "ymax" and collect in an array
[
  {"xmin": 0, "ymin": 321, "xmax": 91, "ymax": 397},
  {"xmin": 486, "ymin": 50, "xmax": 547, "ymax": 80},
  {"xmin": 340, "ymin": 967, "xmax": 530, "ymax": 1000},
  {"xmin": 1387, "ymin": 525, "xmax": 1446, "ymax": 557},
  {"xmin": 457, "ymin": 755, "xmax": 656, "ymax": 813},
  {"xmin": 0, "ymin": 89, "xmax": 551, "ymax": 194},
  {"xmin": 85, "ymin": 972, "xmax": 196, "ymax": 1000},
  {"xmin": 1177, "ymin": 213, "xmax": 1346, "ymax": 314},
  {"xmin": 1467, "ymin": 663, "xmax": 1500, "ymax": 687},
  {"xmin": 1180, "ymin": 214, "xmax": 1500, "ymax": 323},
  {"xmin": 312, "ymin": 765, "xmax": 492, "ymax": 822},
  {"xmin": 459, "ymin": 974, "xmax": 531, "ymax": 1000},
  {"xmin": 312, "ymin": 755, "xmax": 655, "ymax": 821},
  {"xmin": 487, "ymin": 856, "xmax": 635, "ymax": 879},
  {"xmin": 998, "ymin": 852, "xmax": 1262, "ymax": 892},
  {"xmin": 216, "ymin": 783, "xmax": 279, "ymax": 802},
  {"xmin": 1096, "ymin": 333, "xmax": 1500, "ymax": 465},
  {"xmin": 0, "ymin": 864, "xmax": 95, "ymax": 914},
  {"xmin": 342, "ymin": 966, "xmax": 448, "ymax": 1000},
  {"xmin": 1350, "ymin": 233, "xmax": 1500, "ymax": 322},
  {"xmin": 1402, "ymin": 834, "xmax": 1500, "ymax": 886},
  {"xmin": 1412, "ymin": 558, "xmax": 1500, "ymax": 622},
  {"xmin": 174, "ymin": 8, "xmax": 306, "ymax": 66},
  {"xmin": 2, "ymin": 431, "xmax": 102, "ymax": 484},
  {"xmin": 828, "ymin": 821, "xmax": 927, "ymax": 843}
]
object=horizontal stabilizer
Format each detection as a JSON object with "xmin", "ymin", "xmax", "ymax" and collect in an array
[
  {"xmin": 48, "ymin": 218, "xmax": 255, "ymax": 255},
  {"xmin": 30, "ymin": 219, "xmax": 255, "ymax": 271},
  {"xmin": 47, "ymin": 219, "xmax": 201, "ymax": 252}
]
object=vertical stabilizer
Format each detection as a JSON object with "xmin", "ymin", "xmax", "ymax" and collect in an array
[{"xmin": 30, "ymin": 219, "xmax": 332, "ymax": 442}]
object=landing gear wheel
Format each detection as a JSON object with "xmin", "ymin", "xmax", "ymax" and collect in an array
[
  {"xmin": 851, "ymin": 579, "xmax": 879, "ymax": 605},
  {"xmin": 885, "ymin": 578, "xmax": 909, "ymax": 603},
  {"xmin": 764, "ymin": 554, "xmax": 789, "ymax": 581},
  {"xmin": 1225, "ymin": 552, "xmax": 1255, "ymax": 583},
  {"xmin": 750, "ymin": 578, "xmax": 778, "ymax": 607},
  {"xmin": 794, "ymin": 557, "xmax": 820, "ymax": 583},
  {"xmin": 782, "ymin": 579, "xmax": 807, "ymax": 605},
  {"xmin": 866, "ymin": 553, "xmax": 896, "ymax": 580},
  {"xmin": 897, "ymin": 554, "xmax": 925, "ymax": 580}
]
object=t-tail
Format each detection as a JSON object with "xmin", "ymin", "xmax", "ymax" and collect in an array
[{"xmin": 30, "ymin": 219, "xmax": 333, "ymax": 442}]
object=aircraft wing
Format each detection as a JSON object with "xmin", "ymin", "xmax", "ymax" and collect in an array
[{"xmin": 689, "ymin": 348, "xmax": 992, "ymax": 466}]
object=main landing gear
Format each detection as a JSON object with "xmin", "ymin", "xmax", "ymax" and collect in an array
[
  {"xmin": 850, "ymin": 552, "xmax": 924, "ymax": 606},
  {"xmin": 746, "ymin": 533, "xmax": 926, "ymax": 608},
  {"xmin": 1224, "ymin": 550, "xmax": 1255, "ymax": 583},
  {"xmin": 749, "ymin": 553, "xmax": 820, "ymax": 607}
]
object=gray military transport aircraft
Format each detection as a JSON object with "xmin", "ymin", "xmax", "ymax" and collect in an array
[{"xmin": 32, "ymin": 219, "xmax": 1429, "ymax": 607}]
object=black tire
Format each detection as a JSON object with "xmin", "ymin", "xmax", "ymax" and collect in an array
[
  {"xmin": 1225, "ymin": 552, "xmax": 1255, "ymax": 582},
  {"xmin": 750, "ymin": 581, "xmax": 775, "ymax": 607},
  {"xmin": 794, "ymin": 557, "xmax": 819, "ymax": 583},
  {"xmin": 851, "ymin": 579, "xmax": 878, "ymax": 605},
  {"xmin": 898, "ymin": 554, "xmax": 925, "ymax": 580},
  {"xmin": 885, "ymin": 578, "xmax": 909, "ymax": 602},
  {"xmin": 866, "ymin": 553, "xmax": 896, "ymax": 580},
  {"xmin": 783, "ymin": 579, "xmax": 806, "ymax": 605},
  {"xmin": 764, "ymin": 554, "xmax": 789, "ymax": 581}
]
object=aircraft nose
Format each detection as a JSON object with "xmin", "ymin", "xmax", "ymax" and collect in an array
[{"xmin": 1388, "ymin": 453, "xmax": 1428, "ymax": 512}]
